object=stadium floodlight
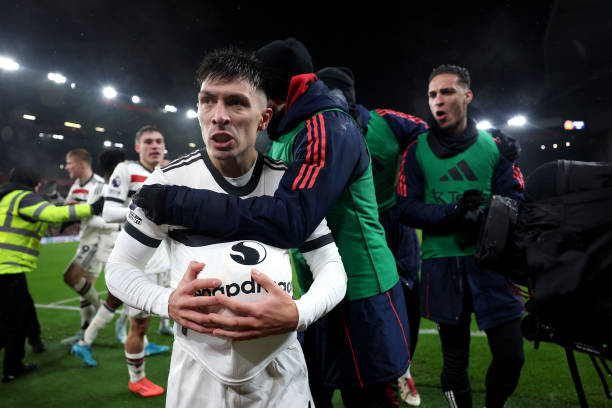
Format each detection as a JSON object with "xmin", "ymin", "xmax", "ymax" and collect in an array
[
  {"xmin": 132, "ymin": 95, "xmax": 141, "ymax": 104},
  {"xmin": 64, "ymin": 121, "xmax": 81, "ymax": 129},
  {"xmin": 0, "ymin": 56, "xmax": 19, "ymax": 71},
  {"xmin": 507, "ymin": 115, "xmax": 527, "ymax": 127},
  {"xmin": 188, "ymin": 142, "xmax": 196, "ymax": 148},
  {"xmin": 164, "ymin": 104, "xmax": 178, "ymax": 113},
  {"xmin": 47, "ymin": 72, "xmax": 67, "ymax": 84},
  {"xmin": 102, "ymin": 86, "xmax": 118, "ymax": 99},
  {"xmin": 23, "ymin": 114, "xmax": 36, "ymax": 121},
  {"xmin": 95, "ymin": 127, "xmax": 105, "ymax": 132},
  {"xmin": 553, "ymin": 143, "xmax": 558, "ymax": 149},
  {"xmin": 113, "ymin": 142, "xmax": 124, "ymax": 148},
  {"xmin": 540, "ymin": 145, "xmax": 546, "ymax": 150},
  {"xmin": 70, "ymin": 82, "xmax": 76, "ymax": 89},
  {"xmin": 52, "ymin": 134, "xmax": 64, "ymax": 140},
  {"xmin": 103, "ymin": 140, "xmax": 112, "ymax": 147},
  {"xmin": 476, "ymin": 120, "xmax": 493, "ymax": 130},
  {"xmin": 566, "ymin": 141, "xmax": 571, "ymax": 147},
  {"xmin": 186, "ymin": 109, "xmax": 197, "ymax": 119},
  {"xmin": 59, "ymin": 164, "xmax": 64, "ymax": 169}
]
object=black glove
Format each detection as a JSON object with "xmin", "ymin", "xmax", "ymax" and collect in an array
[
  {"xmin": 132, "ymin": 184, "xmax": 170, "ymax": 225},
  {"xmin": 90, "ymin": 197, "xmax": 105, "ymax": 216},
  {"xmin": 455, "ymin": 189, "xmax": 484, "ymax": 217},
  {"xmin": 490, "ymin": 128, "xmax": 520, "ymax": 162}
]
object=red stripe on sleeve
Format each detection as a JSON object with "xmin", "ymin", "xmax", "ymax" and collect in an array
[
  {"xmin": 375, "ymin": 109, "xmax": 428, "ymax": 126},
  {"xmin": 306, "ymin": 114, "xmax": 326, "ymax": 188},
  {"xmin": 131, "ymin": 174, "xmax": 148, "ymax": 183},
  {"xmin": 292, "ymin": 164, "xmax": 308, "ymax": 190},
  {"xmin": 71, "ymin": 189, "xmax": 89, "ymax": 195}
]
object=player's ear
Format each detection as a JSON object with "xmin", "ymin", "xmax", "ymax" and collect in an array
[
  {"xmin": 465, "ymin": 89, "xmax": 473, "ymax": 105},
  {"xmin": 258, "ymin": 107, "xmax": 274, "ymax": 131}
]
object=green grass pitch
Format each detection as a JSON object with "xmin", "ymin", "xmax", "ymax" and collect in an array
[{"xmin": 2, "ymin": 242, "xmax": 610, "ymax": 407}]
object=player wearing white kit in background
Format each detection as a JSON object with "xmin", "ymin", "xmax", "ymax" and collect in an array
[
  {"xmin": 61, "ymin": 148, "xmax": 105, "ymax": 343},
  {"xmin": 71, "ymin": 149, "xmax": 128, "ymax": 367},
  {"xmin": 101, "ymin": 126, "xmax": 170, "ymax": 397},
  {"xmin": 106, "ymin": 48, "xmax": 348, "ymax": 407}
]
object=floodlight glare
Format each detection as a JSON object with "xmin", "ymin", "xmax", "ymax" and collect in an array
[
  {"xmin": 64, "ymin": 121, "xmax": 81, "ymax": 129},
  {"xmin": 553, "ymin": 143, "xmax": 558, "ymax": 149},
  {"xmin": 540, "ymin": 145, "xmax": 546, "ymax": 150},
  {"xmin": 186, "ymin": 109, "xmax": 197, "ymax": 119},
  {"xmin": 476, "ymin": 120, "xmax": 493, "ymax": 130},
  {"xmin": 103, "ymin": 140, "xmax": 112, "ymax": 147},
  {"xmin": 566, "ymin": 141, "xmax": 571, "ymax": 147},
  {"xmin": 95, "ymin": 127, "xmax": 105, "ymax": 132},
  {"xmin": 47, "ymin": 72, "xmax": 67, "ymax": 84},
  {"xmin": 70, "ymin": 83, "xmax": 76, "ymax": 89},
  {"xmin": 113, "ymin": 142, "xmax": 124, "ymax": 148},
  {"xmin": 164, "ymin": 105, "xmax": 178, "ymax": 113},
  {"xmin": 507, "ymin": 115, "xmax": 527, "ymax": 127},
  {"xmin": 52, "ymin": 134, "xmax": 64, "ymax": 140},
  {"xmin": 188, "ymin": 142, "xmax": 196, "ymax": 148},
  {"xmin": 0, "ymin": 56, "xmax": 19, "ymax": 71},
  {"xmin": 132, "ymin": 95, "xmax": 141, "ymax": 104},
  {"xmin": 23, "ymin": 114, "xmax": 36, "ymax": 121},
  {"xmin": 102, "ymin": 86, "xmax": 118, "ymax": 99}
]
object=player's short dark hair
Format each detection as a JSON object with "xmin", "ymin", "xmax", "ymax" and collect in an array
[
  {"xmin": 99, "ymin": 149, "xmax": 126, "ymax": 178},
  {"xmin": 67, "ymin": 148, "xmax": 92, "ymax": 165},
  {"xmin": 135, "ymin": 125, "xmax": 162, "ymax": 143},
  {"xmin": 429, "ymin": 64, "xmax": 471, "ymax": 88},
  {"xmin": 195, "ymin": 47, "xmax": 267, "ymax": 98}
]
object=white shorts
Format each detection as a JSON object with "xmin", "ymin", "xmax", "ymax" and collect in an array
[
  {"xmin": 72, "ymin": 231, "xmax": 120, "ymax": 278},
  {"xmin": 166, "ymin": 338, "xmax": 313, "ymax": 408}
]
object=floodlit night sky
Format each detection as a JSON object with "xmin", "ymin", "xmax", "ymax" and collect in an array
[{"xmin": 1, "ymin": 0, "xmax": 611, "ymax": 177}]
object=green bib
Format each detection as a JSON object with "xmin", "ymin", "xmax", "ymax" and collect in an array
[
  {"xmin": 364, "ymin": 110, "xmax": 400, "ymax": 213},
  {"xmin": 416, "ymin": 130, "xmax": 499, "ymax": 259},
  {"xmin": 268, "ymin": 109, "xmax": 399, "ymax": 301}
]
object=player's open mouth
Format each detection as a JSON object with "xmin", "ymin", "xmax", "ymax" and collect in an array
[
  {"xmin": 436, "ymin": 110, "xmax": 446, "ymax": 120},
  {"xmin": 211, "ymin": 133, "xmax": 234, "ymax": 149}
]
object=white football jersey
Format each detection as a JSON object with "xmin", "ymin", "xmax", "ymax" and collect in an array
[
  {"xmin": 105, "ymin": 160, "xmax": 170, "ymax": 275},
  {"xmin": 66, "ymin": 173, "xmax": 104, "ymax": 238},
  {"xmin": 105, "ymin": 160, "xmax": 152, "ymax": 207},
  {"xmin": 110, "ymin": 149, "xmax": 338, "ymax": 384}
]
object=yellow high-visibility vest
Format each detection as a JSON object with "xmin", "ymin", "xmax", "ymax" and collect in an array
[{"xmin": 0, "ymin": 189, "xmax": 92, "ymax": 274}]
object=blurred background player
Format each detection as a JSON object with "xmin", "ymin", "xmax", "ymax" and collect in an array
[
  {"xmin": 0, "ymin": 164, "xmax": 103, "ymax": 382},
  {"xmin": 101, "ymin": 125, "xmax": 170, "ymax": 397},
  {"xmin": 60, "ymin": 148, "xmax": 105, "ymax": 344},
  {"xmin": 71, "ymin": 149, "xmax": 126, "ymax": 366},
  {"xmin": 316, "ymin": 66, "xmax": 428, "ymax": 406},
  {"xmin": 395, "ymin": 64, "xmax": 525, "ymax": 408}
]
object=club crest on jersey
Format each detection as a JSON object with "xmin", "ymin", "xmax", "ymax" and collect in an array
[
  {"xmin": 229, "ymin": 241, "xmax": 267, "ymax": 265},
  {"xmin": 111, "ymin": 175, "xmax": 121, "ymax": 187}
]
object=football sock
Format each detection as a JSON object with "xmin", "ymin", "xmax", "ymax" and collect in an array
[
  {"xmin": 81, "ymin": 303, "xmax": 116, "ymax": 346},
  {"xmin": 126, "ymin": 351, "xmax": 146, "ymax": 383},
  {"xmin": 72, "ymin": 278, "xmax": 101, "ymax": 309}
]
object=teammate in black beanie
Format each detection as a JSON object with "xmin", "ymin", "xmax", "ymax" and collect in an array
[
  {"xmin": 316, "ymin": 66, "xmax": 356, "ymax": 107},
  {"xmin": 255, "ymin": 37, "xmax": 314, "ymax": 101}
]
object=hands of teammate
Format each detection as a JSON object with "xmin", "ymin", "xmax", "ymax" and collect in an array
[
  {"xmin": 207, "ymin": 269, "xmax": 299, "ymax": 341},
  {"xmin": 133, "ymin": 184, "xmax": 169, "ymax": 225},
  {"xmin": 168, "ymin": 261, "xmax": 224, "ymax": 334}
]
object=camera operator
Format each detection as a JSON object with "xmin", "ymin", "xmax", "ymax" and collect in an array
[{"xmin": 395, "ymin": 64, "xmax": 525, "ymax": 407}]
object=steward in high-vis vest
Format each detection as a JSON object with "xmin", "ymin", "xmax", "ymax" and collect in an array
[
  {"xmin": 0, "ymin": 165, "xmax": 103, "ymax": 383},
  {"xmin": 396, "ymin": 64, "xmax": 525, "ymax": 408}
]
